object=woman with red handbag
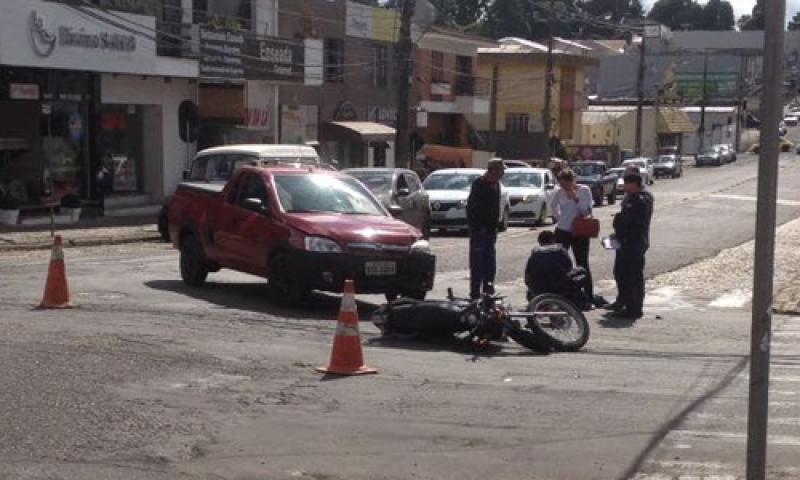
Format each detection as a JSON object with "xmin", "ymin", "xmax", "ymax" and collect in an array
[{"xmin": 552, "ymin": 168, "xmax": 596, "ymax": 302}]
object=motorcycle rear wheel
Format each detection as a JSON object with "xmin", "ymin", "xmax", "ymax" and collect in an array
[{"xmin": 526, "ymin": 294, "xmax": 590, "ymax": 352}]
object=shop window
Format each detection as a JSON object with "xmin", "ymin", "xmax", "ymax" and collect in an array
[
  {"xmin": 506, "ymin": 113, "xmax": 530, "ymax": 134},
  {"xmin": 98, "ymin": 106, "xmax": 143, "ymax": 194},
  {"xmin": 431, "ymin": 51, "xmax": 445, "ymax": 83},
  {"xmin": 373, "ymin": 45, "xmax": 388, "ymax": 88},
  {"xmin": 455, "ymin": 56, "xmax": 474, "ymax": 96},
  {"xmin": 325, "ymin": 39, "xmax": 344, "ymax": 83}
]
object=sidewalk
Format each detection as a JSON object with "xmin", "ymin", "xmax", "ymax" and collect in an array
[{"xmin": 0, "ymin": 216, "xmax": 161, "ymax": 252}]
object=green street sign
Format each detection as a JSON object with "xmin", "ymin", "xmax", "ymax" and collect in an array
[{"xmin": 675, "ymin": 72, "xmax": 739, "ymax": 99}]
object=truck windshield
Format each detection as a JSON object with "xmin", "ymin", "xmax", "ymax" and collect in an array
[
  {"xmin": 346, "ymin": 172, "xmax": 393, "ymax": 195},
  {"xmin": 274, "ymin": 174, "xmax": 386, "ymax": 216},
  {"xmin": 573, "ymin": 164, "xmax": 605, "ymax": 176}
]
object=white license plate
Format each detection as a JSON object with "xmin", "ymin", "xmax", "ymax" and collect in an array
[{"xmin": 365, "ymin": 261, "xmax": 397, "ymax": 276}]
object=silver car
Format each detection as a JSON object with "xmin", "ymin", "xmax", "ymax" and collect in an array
[{"xmin": 344, "ymin": 168, "xmax": 431, "ymax": 238}]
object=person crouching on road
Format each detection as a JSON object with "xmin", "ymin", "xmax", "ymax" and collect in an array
[
  {"xmin": 608, "ymin": 173, "xmax": 654, "ymax": 320},
  {"xmin": 552, "ymin": 168, "xmax": 595, "ymax": 302},
  {"xmin": 467, "ymin": 158, "xmax": 505, "ymax": 300},
  {"xmin": 525, "ymin": 231, "xmax": 593, "ymax": 310}
]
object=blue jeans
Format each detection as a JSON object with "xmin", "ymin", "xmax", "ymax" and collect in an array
[{"xmin": 469, "ymin": 229, "xmax": 497, "ymax": 298}]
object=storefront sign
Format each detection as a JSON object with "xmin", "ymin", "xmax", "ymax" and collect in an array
[
  {"xmin": 242, "ymin": 37, "xmax": 305, "ymax": 82},
  {"xmin": 368, "ymin": 106, "xmax": 397, "ymax": 126},
  {"xmin": 9, "ymin": 83, "xmax": 40, "ymax": 100},
  {"xmin": 0, "ymin": 0, "xmax": 158, "ymax": 75},
  {"xmin": 345, "ymin": 1, "xmax": 399, "ymax": 42},
  {"xmin": 431, "ymin": 82, "xmax": 452, "ymax": 96},
  {"xmin": 199, "ymin": 27, "xmax": 245, "ymax": 81}
]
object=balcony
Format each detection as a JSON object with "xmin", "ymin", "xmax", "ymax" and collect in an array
[{"xmin": 421, "ymin": 76, "xmax": 490, "ymax": 115}]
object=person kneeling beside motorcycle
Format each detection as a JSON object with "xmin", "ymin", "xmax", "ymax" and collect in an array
[{"xmin": 525, "ymin": 231, "xmax": 593, "ymax": 310}]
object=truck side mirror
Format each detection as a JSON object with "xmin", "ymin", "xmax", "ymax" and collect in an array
[
  {"xmin": 396, "ymin": 188, "xmax": 410, "ymax": 197},
  {"xmin": 546, "ymin": 183, "xmax": 555, "ymax": 190},
  {"xmin": 242, "ymin": 198, "xmax": 268, "ymax": 215}
]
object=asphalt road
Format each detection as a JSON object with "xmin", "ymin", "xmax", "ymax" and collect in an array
[{"xmin": 0, "ymin": 152, "xmax": 799, "ymax": 480}]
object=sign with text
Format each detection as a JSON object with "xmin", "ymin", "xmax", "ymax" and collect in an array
[
  {"xmin": 675, "ymin": 72, "xmax": 739, "ymax": 100},
  {"xmin": 199, "ymin": 27, "xmax": 246, "ymax": 81},
  {"xmin": 243, "ymin": 36, "xmax": 304, "ymax": 82}
]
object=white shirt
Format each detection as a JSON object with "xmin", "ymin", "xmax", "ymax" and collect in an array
[{"xmin": 552, "ymin": 185, "xmax": 593, "ymax": 232}]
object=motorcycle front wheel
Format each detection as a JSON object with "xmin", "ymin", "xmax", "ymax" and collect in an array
[{"xmin": 526, "ymin": 294, "xmax": 590, "ymax": 352}]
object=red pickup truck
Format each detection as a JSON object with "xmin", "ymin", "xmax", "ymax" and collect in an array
[{"xmin": 168, "ymin": 166, "xmax": 436, "ymax": 304}]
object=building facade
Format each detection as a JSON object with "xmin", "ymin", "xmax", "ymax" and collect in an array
[{"xmin": 0, "ymin": 0, "xmax": 198, "ymax": 219}]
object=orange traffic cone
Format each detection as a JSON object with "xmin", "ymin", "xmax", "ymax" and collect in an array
[
  {"xmin": 39, "ymin": 235, "xmax": 72, "ymax": 309},
  {"xmin": 316, "ymin": 280, "xmax": 376, "ymax": 376}
]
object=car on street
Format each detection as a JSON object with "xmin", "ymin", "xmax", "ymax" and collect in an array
[
  {"xmin": 503, "ymin": 168, "xmax": 556, "ymax": 226},
  {"xmin": 748, "ymin": 138, "xmax": 794, "ymax": 154},
  {"xmin": 158, "ymin": 144, "xmax": 322, "ymax": 241},
  {"xmin": 607, "ymin": 167, "xmax": 627, "ymax": 195},
  {"xmin": 423, "ymin": 168, "xmax": 511, "ymax": 233},
  {"xmin": 783, "ymin": 115, "xmax": 799, "ymax": 127},
  {"xmin": 696, "ymin": 148, "xmax": 723, "ymax": 167},
  {"xmin": 572, "ymin": 161, "xmax": 618, "ymax": 206},
  {"xmin": 713, "ymin": 144, "xmax": 737, "ymax": 163},
  {"xmin": 344, "ymin": 168, "xmax": 431, "ymax": 238},
  {"xmin": 168, "ymin": 166, "xmax": 436, "ymax": 303},
  {"xmin": 621, "ymin": 157, "xmax": 655, "ymax": 185},
  {"xmin": 653, "ymin": 154, "xmax": 683, "ymax": 178},
  {"xmin": 503, "ymin": 159, "xmax": 532, "ymax": 169}
]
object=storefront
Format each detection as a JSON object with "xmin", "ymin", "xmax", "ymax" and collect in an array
[
  {"xmin": 0, "ymin": 0, "xmax": 199, "ymax": 213},
  {"xmin": 0, "ymin": 67, "xmax": 95, "ymax": 206}
]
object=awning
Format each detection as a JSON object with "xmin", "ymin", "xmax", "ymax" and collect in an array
[
  {"xmin": 658, "ymin": 108, "xmax": 696, "ymax": 134},
  {"xmin": 326, "ymin": 121, "xmax": 396, "ymax": 143}
]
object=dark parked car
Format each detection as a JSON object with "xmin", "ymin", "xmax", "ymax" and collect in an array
[
  {"xmin": 572, "ymin": 161, "xmax": 617, "ymax": 206},
  {"xmin": 344, "ymin": 168, "xmax": 431, "ymax": 238},
  {"xmin": 696, "ymin": 148, "xmax": 723, "ymax": 167},
  {"xmin": 653, "ymin": 154, "xmax": 683, "ymax": 178}
]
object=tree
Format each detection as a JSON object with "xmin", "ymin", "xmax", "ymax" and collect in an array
[
  {"xmin": 789, "ymin": 11, "xmax": 800, "ymax": 31},
  {"xmin": 700, "ymin": 0, "xmax": 734, "ymax": 30},
  {"xmin": 425, "ymin": 0, "xmax": 487, "ymax": 26},
  {"xmin": 738, "ymin": 0, "xmax": 764, "ymax": 30},
  {"xmin": 482, "ymin": 0, "xmax": 583, "ymax": 41},
  {"xmin": 647, "ymin": 0, "xmax": 703, "ymax": 31},
  {"xmin": 578, "ymin": 0, "xmax": 644, "ymax": 38}
]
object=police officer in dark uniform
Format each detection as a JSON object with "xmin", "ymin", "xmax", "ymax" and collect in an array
[
  {"xmin": 467, "ymin": 159, "xmax": 504, "ymax": 299},
  {"xmin": 609, "ymin": 173, "xmax": 654, "ymax": 320}
]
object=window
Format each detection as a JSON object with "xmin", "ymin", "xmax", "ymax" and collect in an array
[
  {"xmin": 506, "ymin": 114, "xmax": 530, "ymax": 134},
  {"xmin": 324, "ymin": 38, "xmax": 344, "ymax": 83},
  {"xmin": 404, "ymin": 172, "xmax": 422, "ymax": 193},
  {"xmin": 237, "ymin": 174, "xmax": 270, "ymax": 209},
  {"xmin": 395, "ymin": 172, "xmax": 409, "ymax": 191},
  {"xmin": 431, "ymin": 51, "xmax": 445, "ymax": 83},
  {"xmin": 455, "ymin": 56, "xmax": 474, "ymax": 96},
  {"xmin": 373, "ymin": 45, "xmax": 388, "ymax": 88}
]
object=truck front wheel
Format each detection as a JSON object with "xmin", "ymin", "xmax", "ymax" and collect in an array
[{"xmin": 180, "ymin": 234, "xmax": 209, "ymax": 287}]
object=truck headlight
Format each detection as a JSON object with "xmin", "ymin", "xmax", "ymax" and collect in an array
[
  {"xmin": 410, "ymin": 240, "xmax": 431, "ymax": 254},
  {"xmin": 304, "ymin": 236, "xmax": 342, "ymax": 253}
]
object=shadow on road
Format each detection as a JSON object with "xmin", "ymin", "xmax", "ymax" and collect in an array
[
  {"xmin": 367, "ymin": 334, "xmax": 548, "ymax": 358},
  {"xmin": 144, "ymin": 279, "xmax": 381, "ymax": 323}
]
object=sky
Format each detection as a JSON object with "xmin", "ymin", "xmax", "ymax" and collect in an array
[{"xmin": 641, "ymin": 0, "xmax": 800, "ymax": 22}]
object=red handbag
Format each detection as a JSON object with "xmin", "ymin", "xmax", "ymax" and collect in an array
[{"xmin": 572, "ymin": 216, "xmax": 600, "ymax": 238}]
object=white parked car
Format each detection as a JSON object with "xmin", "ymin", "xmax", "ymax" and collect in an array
[
  {"xmin": 621, "ymin": 157, "xmax": 655, "ymax": 185},
  {"xmin": 783, "ymin": 115, "xmax": 799, "ymax": 127},
  {"xmin": 503, "ymin": 168, "xmax": 556, "ymax": 226},
  {"xmin": 423, "ymin": 168, "xmax": 511, "ymax": 233},
  {"xmin": 607, "ymin": 167, "xmax": 627, "ymax": 195}
]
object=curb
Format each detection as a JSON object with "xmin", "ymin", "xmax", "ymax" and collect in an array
[{"xmin": 0, "ymin": 234, "xmax": 163, "ymax": 252}]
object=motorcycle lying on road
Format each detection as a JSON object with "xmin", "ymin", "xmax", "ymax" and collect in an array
[{"xmin": 371, "ymin": 289, "xmax": 590, "ymax": 353}]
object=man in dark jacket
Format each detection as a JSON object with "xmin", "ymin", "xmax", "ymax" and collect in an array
[
  {"xmin": 467, "ymin": 159, "xmax": 504, "ymax": 299},
  {"xmin": 525, "ymin": 231, "xmax": 592, "ymax": 309},
  {"xmin": 609, "ymin": 173, "xmax": 654, "ymax": 320}
]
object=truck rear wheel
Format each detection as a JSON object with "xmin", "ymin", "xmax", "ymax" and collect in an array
[
  {"xmin": 180, "ymin": 234, "xmax": 208, "ymax": 287},
  {"xmin": 269, "ymin": 253, "xmax": 306, "ymax": 306}
]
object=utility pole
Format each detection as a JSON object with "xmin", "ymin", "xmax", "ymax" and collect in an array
[
  {"xmin": 543, "ymin": 0, "xmax": 555, "ymax": 157},
  {"xmin": 635, "ymin": 22, "xmax": 647, "ymax": 156},
  {"xmin": 698, "ymin": 52, "xmax": 709, "ymax": 153},
  {"xmin": 746, "ymin": 0, "xmax": 785, "ymax": 478},
  {"xmin": 735, "ymin": 55, "xmax": 747, "ymax": 153},
  {"xmin": 489, "ymin": 64, "xmax": 499, "ymax": 151},
  {"xmin": 395, "ymin": 0, "xmax": 416, "ymax": 168}
]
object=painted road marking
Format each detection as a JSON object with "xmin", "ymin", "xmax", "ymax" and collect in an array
[
  {"xmin": 710, "ymin": 193, "xmax": 800, "ymax": 207},
  {"xmin": 667, "ymin": 430, "xmax": 800, "ymax": 446},
  {"xmin": 692, "ymin": 412, "xmax": 800, "ymax": 426}
]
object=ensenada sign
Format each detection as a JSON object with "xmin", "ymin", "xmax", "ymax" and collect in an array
[{"xmin": 0, "ymin": 0, "xmax": 157, "ymax": 75}]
